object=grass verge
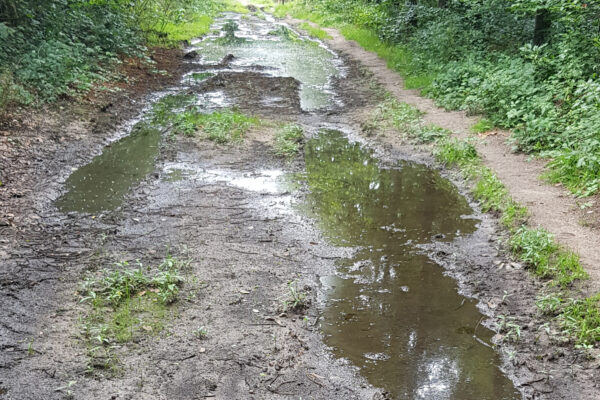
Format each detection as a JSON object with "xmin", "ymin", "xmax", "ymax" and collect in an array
[
  {"xmin": 298, "ymin": 22, "xmax": 331, "ymax": 40},
  {"xmin": 372, "ymin": 96, "xmax": 594, "ymax": 345},
  {"xmin": 369, "ymin": 95, "xmax": 587, "ymax": 285}
]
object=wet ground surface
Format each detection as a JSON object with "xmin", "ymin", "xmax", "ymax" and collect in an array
[
  {"xmin": 4, "ymin": 8, "xmax": 598, "ymax": 400},
  {"xmin": 302, "ymin": 130, "xmax": 519, "ymax": 399}
]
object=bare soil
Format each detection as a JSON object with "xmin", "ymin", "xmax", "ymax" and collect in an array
[{"xmin": 1, "ymin": 17, "xmax": 599, "ymax": 400}]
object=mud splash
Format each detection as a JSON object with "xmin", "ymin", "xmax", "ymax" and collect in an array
[{"xmin": 302, "ymin": 129, "xmax": 519, "ymax": 399}]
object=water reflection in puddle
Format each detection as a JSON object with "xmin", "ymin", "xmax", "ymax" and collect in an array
[
  {"xmin": 163, "ymin": 162, "xmax": 296, "ymax": 194},
  {"xmin": 303, "ymin": 130, "xmax": 519, "ymax": 399},
  {"xmin": 55, "ymin": 124, "xmax": 161, "ymax": 213},
  {"xmin": 191, "ymin": 12, "xmax": 343, "ymax": 111}
]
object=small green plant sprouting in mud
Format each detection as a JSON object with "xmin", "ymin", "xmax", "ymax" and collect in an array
[
  {"xmin": 281, "ymin": 280, "xmax": 309, "ymax": 313},
  {"xmin": 79, "ymin": 255, "xmax": 187, "ymax": 374},
  {"xmin": 274, "ymin": 123, "xmax": 304, "ymax": 157},
  {"xmin": 369, "ymin": 96, "xmax": 449, "ymax": 143},
  {"xmin": 497, "ymin": 315, "xmax": 521, "ymax": 343},
  {"xmin": 193, "ymin": 327, "xmax": 208, "ymax": 339}
]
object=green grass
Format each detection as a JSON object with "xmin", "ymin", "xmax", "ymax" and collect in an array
[
  {"xmin": 471, "ymin": 118, "xmax": 494, "ymax": 134},
  {"xmin": 150, "ymin": 93, "xmax": 259, "ymax": 142},
  {"xmin": 368, "ymin": 96, "xmax": 449, "ymax": 143},
  {"xmin": 298, "ymin": 22, "xmax": 331, "ymax": 40},
  {"xmin": 559, "ymin": 294, "xmax": 600, "ymax": 346},
  {"xmin": 79, "ymin": 255, "xmax": 188, "ymax": 373},
  {"xmin": 509, "ymin": 227, "xmax": 587, "ymax": 286},
  {"xmin": 537, "ymin": 292, "xmax": 600, "ymax": 346},
  {"xmin": 275, "ymin": 123, "xmax": 304, "ymax": 157},
  {"xmin": 199, "ymin": 109, "xmax": 260, "ymax": 143},
  {"xmin": 147, "ymin": 15, "xmax": 214, "ymax": 46}
]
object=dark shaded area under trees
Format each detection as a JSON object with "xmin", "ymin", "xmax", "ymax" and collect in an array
[{"xmin": 0, "ymin": 0, "xmax": 219, "ymax": 106}]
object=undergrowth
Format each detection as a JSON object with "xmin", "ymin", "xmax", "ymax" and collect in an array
[{"xmin": 0, "ymin": 0, "xmax": 234, "ymax": 107}]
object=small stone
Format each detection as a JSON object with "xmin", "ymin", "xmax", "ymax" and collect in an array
[{"xmin": 183, "ymin": 50, "xmax": 199, "ymax": 59}]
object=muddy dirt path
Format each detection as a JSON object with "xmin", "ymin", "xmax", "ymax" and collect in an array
[
  {"xmin": 0, "ymin": 9, "xmax": 597, "ymax": 400},
  {"xmin": 291, "ymin": 21, "xmax": 600, "ymax": 292}
]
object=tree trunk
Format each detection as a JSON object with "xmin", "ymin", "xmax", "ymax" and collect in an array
[{"xmin": 533, "ymin": 9, "xmax": 551, "ymax": 46}]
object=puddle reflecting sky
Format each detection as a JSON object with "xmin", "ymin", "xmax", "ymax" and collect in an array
[
  {"xmin": 302, "ymin": 130, "xmax": 519, "ymax": 399},
  {"xmin": 55, "ymin": 124, "xmax": 161, "ymax": 213},
  {"xmin": 193, "ymin": 13, "xmax": 342, "ymax": 111}
]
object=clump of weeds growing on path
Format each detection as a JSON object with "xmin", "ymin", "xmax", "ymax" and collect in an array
[
  {"xmin": 274, "ymin": 124, "xmax": 304, "ymax": 157},
  {"xmin": 150, "ymin": 94, "xmax": 259, "ymax": 143},
  {"xmin": 79, "ymin": 254, "xmax": 188, "ymax": 375}
]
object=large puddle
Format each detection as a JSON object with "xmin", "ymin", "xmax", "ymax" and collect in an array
[
  {"xmin": 55, "ymin": 12, "xmax": 341, "ymax": 213},
  {"xmin": 55, "ymin": 124, "xmax": 161, "ymax": 213},
  {"xmin": 190, "ymin": 12, "xmax": 342, "ymax": 110},
  {"xmin": 302, "ymin": 130, "xmax": 519, "ymax": 399}
]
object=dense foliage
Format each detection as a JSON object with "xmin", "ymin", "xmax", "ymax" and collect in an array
[
  {"xmin": 280, "ymin": 0, "xmax": 600, "ymax": 196},
  {"xmin": 0, "ymin": 0, "xmax": 221, "ymax": 106}
]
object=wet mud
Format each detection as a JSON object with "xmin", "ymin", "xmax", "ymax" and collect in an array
[{"xmin": 1, "ymin": 8, "xmax": 596, "ymax": 400}]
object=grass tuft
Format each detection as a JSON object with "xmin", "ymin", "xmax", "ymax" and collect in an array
[
  {"xmin": 509, "ymin": 227, "xmax": 587, "ymax": 286},
  {"xmin": 79, "ymin": 254, "xmax": 189, "ymax": 374},
  {"xmin": 369, "ymin": 96, "xmax": 449, "ymax": 143},
  {"xmin": 275, "ymin": 123, "xmax": 304, "ymax": 157},
  {"xmin": 471, "ymin": 118, "xmax": 494, "ymax": 134}
]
